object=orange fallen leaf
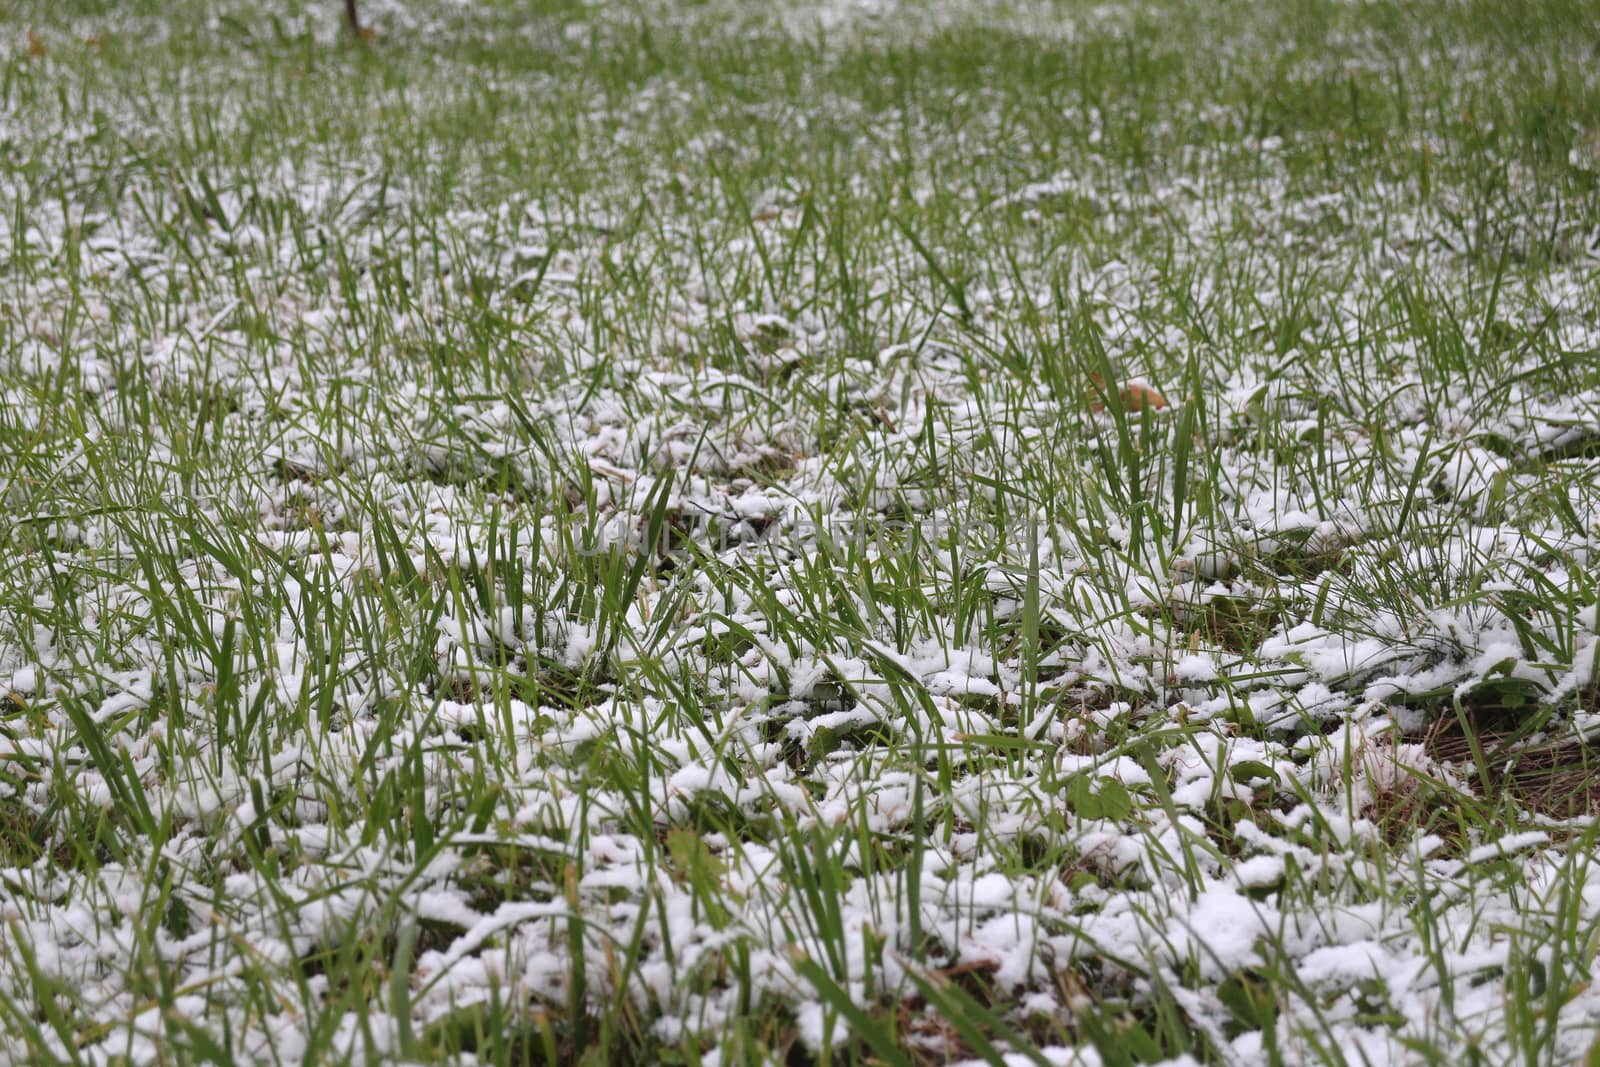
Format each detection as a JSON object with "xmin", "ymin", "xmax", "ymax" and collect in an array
[
  {"xmin": 1087, "ymin": 373, "xmax": 1169, "ymax": 413},
  {"xmin": 1119, "ymin": 382, "xmax": 1169, "ymax": 411},
  {"xmin": 26, "ymin": 30, "xmax": 47, "ymax": 57}
]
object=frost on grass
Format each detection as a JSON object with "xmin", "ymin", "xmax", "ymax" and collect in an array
[{"xmin": 2, "ymin": 0, "xmax": 1600, "ymax": 1063}]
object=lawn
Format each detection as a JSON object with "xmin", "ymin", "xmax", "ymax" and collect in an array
[{"xmin": 3, "ymin": 0, "xmax": 1600, "ymax": 1062}]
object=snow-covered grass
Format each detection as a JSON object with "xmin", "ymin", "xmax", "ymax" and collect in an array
[{"xmin": 3, "ymin": 0, "xmax": 1600, "ymax": 1062}]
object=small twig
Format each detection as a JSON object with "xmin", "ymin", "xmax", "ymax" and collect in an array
[{"xmin": 344, "ymin": 0, "xmax": 364, "ymax": 38}]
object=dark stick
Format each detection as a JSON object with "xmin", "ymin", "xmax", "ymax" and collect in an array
[{"xmin": 344, "ymin": 0, "xmax": 363, "ymax": 37}]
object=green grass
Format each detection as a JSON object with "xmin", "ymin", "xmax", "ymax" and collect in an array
[{"xmin": 2, "ymin": 0, "xmax": 1600, "ymax": 1062}]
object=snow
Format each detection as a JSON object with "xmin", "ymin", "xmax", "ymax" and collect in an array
[{"xmin": 1, "ymin": 0, "xmax": 1598, "ymax": 1062}]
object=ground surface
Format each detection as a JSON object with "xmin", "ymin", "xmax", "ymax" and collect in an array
[{"xmin": 3, "ymin": 0, "xmax": 1600, "ymax": 1063}]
